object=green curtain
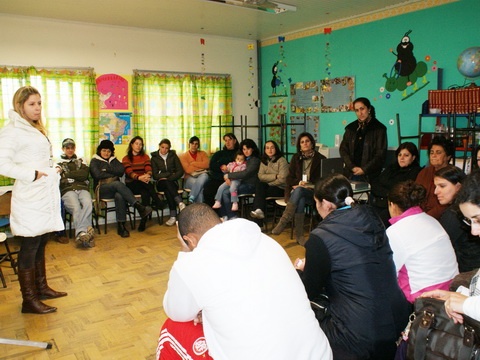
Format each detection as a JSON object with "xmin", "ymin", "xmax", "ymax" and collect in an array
[
  {"xmin": 0, "ymin": 66, "xmax": 99, "ymax": 154},
  {"xmin": 132, "ymin": 71, "xmax": 233, "ymax": 154},
  {"xmin": 0, "ymin": 66, "xmax": 99, "ymax": 185}
]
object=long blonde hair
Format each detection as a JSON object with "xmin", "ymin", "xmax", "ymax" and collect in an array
[{"xmin": 13, "ymin": 86, "xmax": 47, "ymax": 135}]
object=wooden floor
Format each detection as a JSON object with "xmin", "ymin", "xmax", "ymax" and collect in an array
[{"xmin": 0, "ymin": 217, "xmax": 305, "ymax": 360}]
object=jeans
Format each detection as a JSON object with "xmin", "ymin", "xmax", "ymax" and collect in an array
[
  {"xmin": 17, "ymin": 233, "xmax": 49, "ymax": 270},
  {"xmin": 99, "ymin": 181, "xmax": 138, "ymax": 222},
  {"xmin": 62, "ymin": 190, "xmax": 92, "ymax": 236},
  {"xmin": 288, "ymin": 186, "xmax": 314, "ymax": 214},
  {"xmin": 184, "ymin": 173, "xmax": 209, "ymax": 203},
  {"xmin": 252, "ymin": 182, "xmax": 284, "ymax": 211},
  {"xmin": 220, "ymin": 182, "xmax": 256, "ymax": 219},
  {"xmin": 214, "ymin": 180, "xmax": 241, "ymax": 203}
]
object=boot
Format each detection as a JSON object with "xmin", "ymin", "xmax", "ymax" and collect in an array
[
  {"xmin": 295, "ymin": 213, "xmax": 306, "ymax": 246},
  {"xmin": 19, "ymin": 268, "xmax": 57, "ymax": 314},
  {"xmin": 35, "ymin": 259, "xmax": 67, "ymax": 299},
  {"xmin": 271, "ymin": 203, "xmax": 297, "ymax": 235},
  {"xmin": 134, "ymin": 202, "xmax": 153, "ymax": 219},
  {"xmin": 138, "ymin": 217, "xmax": 147, "ymax": 232},
  {"xmin": 117, "ymin": 222, "xmax": 130, "ymax": 238}
]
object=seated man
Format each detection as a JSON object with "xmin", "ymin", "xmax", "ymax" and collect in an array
[
  {"xmin": 58, "ymin": 138, "xmax": 94, "ymax": 248},
  {"xmin": 157, "ymin": 203, "xmax": 332, "ymax": 360}
]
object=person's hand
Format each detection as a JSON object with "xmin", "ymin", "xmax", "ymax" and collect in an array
[
  {"xmin": 138, "ymin": 174, "xmax": 150, "ymax": 183},
  {"xmin": 36, "ymin": 170, "xmax": 48, "ymax": 180},
  {"xmin": 294, "ymin": 258, "xmax": 305, "ymax": 271},
  {"xmin": 225, "ymin": 178, "xmax": 231, "ymax": 186},
  {"xmin": 352, "ymin": 167, "xmax": 365, "ymax": 176},
  {"xmin": 421, "ymin": 289, "xmax": 468, "ymax": 324},
  {"xmin": 194, "ymin": 311, "xmax": 203, "ymax": 325}
]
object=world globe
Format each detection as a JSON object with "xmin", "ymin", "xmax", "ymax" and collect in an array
[{"xmin": 457, "ymin": 46, "xmax": 480, "ymax": 78}]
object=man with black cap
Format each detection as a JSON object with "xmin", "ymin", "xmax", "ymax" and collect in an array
[{"xmin": 58, "ymin": 138, "xmax": 95, "ymax": 248}]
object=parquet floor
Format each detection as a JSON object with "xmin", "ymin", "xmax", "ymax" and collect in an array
[{"xmin": 0, "ymin": 217, "xmax": 305, "ymax": 360}]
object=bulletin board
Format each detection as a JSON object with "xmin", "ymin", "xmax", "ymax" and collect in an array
[{"xmin": 320, "ymin": 76, "xmax": 355, "ymax": 112}]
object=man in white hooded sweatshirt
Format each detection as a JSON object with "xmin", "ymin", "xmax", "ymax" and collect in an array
[{"xmin": 157, "ymin": 203, "xmax": 332, "ymax": 360}]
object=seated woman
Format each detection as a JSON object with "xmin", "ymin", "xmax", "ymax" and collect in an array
[
  {"xmin": 271, "ymin": 132, "xmax": 325, "ymax": 245},
  {"xmin": 90, "ymin": 140, "xmax": 152, "ymax": 238},
  {"xmin": 151, "ymin": 138, "xmax": 185, "ymax": 227},
  {"xmin": 386, "ymin": 180, "xmax": 459, "ymax": 303},
  {"xmin": 370, "ymin": 141, "xmax": 422, "ymax": 226},
  {"xmin": 250, "ymin": 140, "xmax": 288, "ymax": 225},
  {"xmin": 179, "ymin": 136, "xmax": 210, "ymax": 204},
  {"xmin": 423, "ymin": 171, "xmax": 480, "ymax": 324},
  {"xmin": 415, "ymin": 135, "xmax": 455, "ymax": 219},
  {"xmin": 295, "ymin": 174, "xmax": 409, "ymax": 359},
  {"xmin": 122, "ymin": 136, "xmax": 164, "ymax": 232},
  {"xmin": 216, "ymin": 139, "xmax": 260, "ymax": 220},
  {"xmin": 435, "ymin": 165, "xmax": 480, "ymax": 272},
  {"xmin": 203, "ymin": 133, "xmax": 239, "ymax": 206}
]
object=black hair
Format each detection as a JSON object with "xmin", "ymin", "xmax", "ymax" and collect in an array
[
  {"xmin": 388, "ymin": 180, "xmax": 426, "ymax": 212},
  {"xmin": 396, "ymin": 141, "xmax": 420, "ymax": 167},
  {"xmin": 456, "ymin": 171, "xmax": 480, "ymax": 207},
  {"xmin": 222, "ymin": 133, "xmax": 240, "ymax": 151},
  {"xmin": 189, "ymin": 136, "xmax": 200, "ymax": 145},
  {"xmin": 296, "ymin": 132, "xmax": 316, "ymax": 153},
  {"xmin": 159, "ymin": 138, "xmax": 171, "ymax": 148},
  {"xmin": 178, "ymin": 203, "xmax": 222, "ymax": 238},
  {"xmin": 127, "ymin": 136, "xmax": 145, "ymax": 161},
  {"xmin": 428, "ymin": 135, "xmax": 455, "ymax": 158},
  {"xmin": 260, "ymin": 140, "xmax": 283, "ymax": 165},
  {"xmin": 434, "ymin": 165, "xmax": 466, "ymax": 185},
  {"xmin": 472, "ymin": 145, "xmax": 480, "ymax": 171},
  {"xmin": 314, "ymin": 173, "xmax": 353, "ymax": 208},
  {"xmin": 239, "ymin": 138, "xmax": 260, "ymax": 158},
  {"xmin": 353, "ymin": 97, "xmax": 376, "ymax": 119}
]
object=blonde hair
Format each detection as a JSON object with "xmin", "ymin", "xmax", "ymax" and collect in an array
[{"xmin": 13, "ymin": 86, "xmax": 47, "ymax": 135}]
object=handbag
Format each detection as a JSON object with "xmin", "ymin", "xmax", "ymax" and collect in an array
[{"xmin": 406, "ymin": 297, "xmax": 480, "ymax": 360}]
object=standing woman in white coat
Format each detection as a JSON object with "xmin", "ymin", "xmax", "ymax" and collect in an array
[{"xmin": 0, "ymin": 86, "xmax": 66, "ymax": 314}]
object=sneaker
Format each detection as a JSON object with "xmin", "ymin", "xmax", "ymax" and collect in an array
[
  {"xmin": 188, "ymin": 195, "xmax": 195, "ymax": 204},
  {"xmin": 165, "ymin": 217, "xmax": 176, "ymax": 226},
  {"xmin": 222, "ymin": 216, "xmax": 229, "ymax": 222},
  {"xmin": 250, "ymin": 209, "xmax": 265, "ymax": 219},
  {"xmin": 231, "ymin": 202, "xmax": 238, "ymax": 211},
  {"xmin": 212, "ymin": 201, "xmax": 221, "ymax": 209},
  {"xmin": 76, "ymin": 232, "xmax": 90, "ymax": 248},
  {"xmin": 178, "ymin": 202, "xmax": 186, "ymax": 212}
]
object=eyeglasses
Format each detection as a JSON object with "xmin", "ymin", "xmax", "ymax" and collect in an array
[{"xmin": 462, "ymin": 217, "xmax": 480, "ymax": 227}]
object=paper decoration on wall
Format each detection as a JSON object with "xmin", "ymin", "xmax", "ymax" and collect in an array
[
  {"xmin": 248, "ymin": 56, "xmax": 257, "ymax": 109},
  {"xmin": 323, "ymin": 28, "xmax": 332, "ymax": 89},
  {"xmin": 381, "ymin": 30, "xmax": 430, "ymax": 101},
  {"xmin": 290, "ymin": 81, "xmax": 320, "ymax": 113},
  {"xmin": 200, "ymin": 38, "xmax": 206, "ymax": 100},
  {"xmin": 290, "ymin": 115, "xmax": 319, "ymax": 145},
  {"xmin": 96, "ymin": 74, "xmax": 128, "ymax": 110},
  {"xmin": 320, "ymin": 76, "xmax": 355, "ymax": 112},
  {"xmin": 271, "ymin": 37, "xmax": 290, "ymax": 96},
  {"xmin": 99, "ymin": 112, "xmax": 131, "ymax": 144},
  {"xmin": 267, "ymin": 96, "xmax": 288, "ymax": 145}
]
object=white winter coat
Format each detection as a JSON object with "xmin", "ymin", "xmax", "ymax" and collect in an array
[{"xmin": 0, "ymin": 110, "xmax": 63, "ymax": 236}]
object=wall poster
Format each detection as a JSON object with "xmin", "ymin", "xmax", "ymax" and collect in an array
[
  {"xmin": 290, "ymin": 81, "xmax": 320, "ymax": 113},
  {"xmin": 320, "ymin": 76, "xmax": 355, "ymax": 112}
]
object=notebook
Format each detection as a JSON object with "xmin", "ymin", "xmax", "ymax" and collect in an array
[{"xmin": 320, "ymin": 157, "xmax": 345, "ymax": 178}]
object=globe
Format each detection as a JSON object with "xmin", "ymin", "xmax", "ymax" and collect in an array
[{"xmin": 457, "ymin": 46, "xmax": 480, "ymax": 78}]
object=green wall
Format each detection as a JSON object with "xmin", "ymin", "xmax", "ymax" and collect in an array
[{"xmin": 259, "ymin": 0, "xmax": 479, "ymax": 158}]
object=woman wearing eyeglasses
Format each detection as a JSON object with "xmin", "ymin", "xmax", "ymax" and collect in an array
[
  {"xmin": 434, "ymin": 165, "xmax": 480, "ymax": 272},
  {"xmin": 423, "ymin": 171, "xmax": 480, "ymax": 323},
  {"xmin": 386, "ymin": 180, "xmax": 458, "ymax": 303}
]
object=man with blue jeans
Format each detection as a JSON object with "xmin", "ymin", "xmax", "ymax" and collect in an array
[{"xmin": 58, "ymin": 138, "xmax": 94, "ymax": 248}]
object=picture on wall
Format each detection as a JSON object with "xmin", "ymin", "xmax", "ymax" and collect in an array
[
  {"xmin": 290, "ymin": 81, "xmax": 320, "ymax": 113},
  {"xmin": 267, "ymin": 96, "xmax": 288, "ymax": 145},
  {"xmin": 96, "ymin": 74, "xmax": 129, "ymax": 110},
  {"xmin": 320, "ymin": 76, "xmax": 355, "ymax": 112},
  {"xmin": 99, "ymin": 112, "xmax": 131, "ymax": 145}
]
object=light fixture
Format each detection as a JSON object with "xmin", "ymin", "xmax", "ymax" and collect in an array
[{"xmin": 202, "ymin": 0, "xmax": 296, "ymax": 14}]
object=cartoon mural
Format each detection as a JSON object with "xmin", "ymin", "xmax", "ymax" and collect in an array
[
  {"xmin": 271, "ymin": 61, "xmax": 282, "ymax": 95},
  {"xmin": 382, "ymin": 30, "xmax": 430, "ymax": 100}
]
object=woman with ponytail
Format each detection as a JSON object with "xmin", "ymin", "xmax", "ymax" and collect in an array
[{"xmin": 294, "ymin": 173, "xmax": 409, "ymax": 359}]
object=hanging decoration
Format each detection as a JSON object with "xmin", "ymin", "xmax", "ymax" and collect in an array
[
  {"xmin": 200, "ymin": 38, "xmax": 206, "ymax": 100},
  {"xmin": 271, "ymin": 36, "xmax": 290, "ymax": 96},
  {"xmin": 322, "ymin": 28, "xmax": 332, "ymax": 91},
  {"xmin": 247, "ymin": 43, "xmax": 257, "ymax": 109}
]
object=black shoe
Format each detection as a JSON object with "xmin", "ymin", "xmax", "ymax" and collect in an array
[
  {"xmin": 134, "ymin": 202, "xmax": 153, "ymax": 219},
  {"xmin": 138, "ymin": 218, "xmax": 147, "ymax": 232},
  {"xmin": 117, "ymin": 222, "xmax": 130, "ymax": 238}
]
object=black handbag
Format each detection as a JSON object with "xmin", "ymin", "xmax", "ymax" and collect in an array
[{"xmin": 406, "ymin": 297, "xmax": 480, "ymax": 360}]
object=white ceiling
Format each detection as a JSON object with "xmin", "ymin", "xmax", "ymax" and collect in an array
[{"xmin": 0, "ymin": 0, "xmax": 428, "ymax": 41}]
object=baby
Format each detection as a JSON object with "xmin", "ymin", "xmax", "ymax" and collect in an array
[{"xmin": 212, "ymin": 152, "xmax": 246, "ymax": 212}]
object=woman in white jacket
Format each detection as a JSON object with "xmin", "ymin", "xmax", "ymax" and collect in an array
[{"xmin": 0, "ymin": 86, "xmax": 66, "ymax": 314}]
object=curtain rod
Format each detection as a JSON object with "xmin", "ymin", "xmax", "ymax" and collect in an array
[
  {"xmin": 0, "ymin": 65, "xmax": 93, "ymax": 71},
  {"xmin": 134, "ymin": 69, "xmax": 230, "ymax": 77}
]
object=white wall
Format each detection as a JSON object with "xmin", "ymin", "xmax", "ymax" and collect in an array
[{"xmin": 0, "ymin": 14, "xmax": 259, "ymax": 140}]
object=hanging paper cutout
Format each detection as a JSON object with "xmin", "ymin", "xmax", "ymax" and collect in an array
[{"xmin": 96, "ymin": 74, "xmax": 128, "ymax": 110}]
